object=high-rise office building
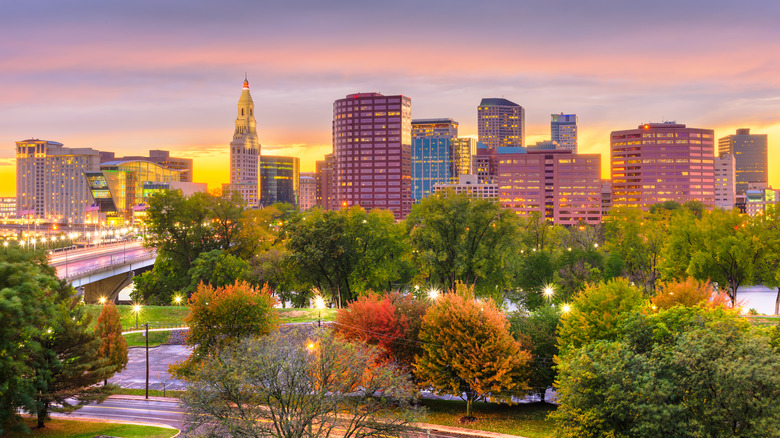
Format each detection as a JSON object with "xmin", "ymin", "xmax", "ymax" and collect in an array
[
  {"xmin": 223, "ymin": 78, "xmax": 261, "ymax": 207},
  {"xmin": 411, "ymin": 118, "xmax": 460, "ymax": 202},
  {"xmin": 478, "ymin": 98, "xmax": 525, "ymax": 149},
  {"xmin": 315, "ymin": 154, "xmax": 336, "ymax": 210},
  {"xmin": 333, "ymin": 92, "xmax": 412, "ymax": 219},
  {"xmin": 718, "ymin": 128, "xmax": 768, "ymax": 195},
  {"xmin": 0, "ymin": 197, "xmax": 16, "ymax": 218},
  {"xmin": 16, "ymin": 139, "xmax": 102, "ymax": 224},
  {"xmin": 714, "ymin": 153, "xmax": 736, "ymax": 210},
  {"xmin": 551, "ymin": 113, "xmax": 578, "ymax": 152},
  {"xmin": 451, "ymin": 138, "xmax": 477, "ymax": 177},
  {"xmin": 498, "ymin": 149, "xmax": 602, "ymax": 225},
  {"xmin": 299, "ymin": 172, "xmax": 317, "ymax": 210},
  {"xmin": 411, "ymin": 118, "xmax": 459, "ymax": 138},
  {"xmin": 611, "ymin": 122, "xmax": 715, "ymax": 210},
  {"xmin": 260, "ymin": 155, "xmax": 300, "ymax": 206}
]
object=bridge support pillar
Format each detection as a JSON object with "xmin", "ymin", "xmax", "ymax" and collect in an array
[{"xmin": 82, "ymin": 272, "xmax": 134, "ymax": 304}]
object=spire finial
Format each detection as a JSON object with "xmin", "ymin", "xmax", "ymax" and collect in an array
[{"xmin": 243, "ymin": 73, "xmax": 249, "ymax": 90}]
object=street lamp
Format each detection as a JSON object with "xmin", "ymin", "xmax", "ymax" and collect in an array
[
  {"xmin": 561, "ymin": 303, "xmax": 572, "ymax": 314},
  {"xmin": 314, "ymin": 295, "xmax": 326, "ymax": 327},
  {"xmin": 133, "ymin": 304, "xmax": 142, "ymax": 329},
  {"xmin": 99, "ymin": 296, "xmax": 107, "ymax": 305},
  {"xmin": 428, "ymin": 287, "xmax": 440, "ymax": 301},
  {"xmin": 173, "ymin": 295, "xmax": 183, "ymax": 305},
  {"xmin": 543, "ymin": 284, "xmax": 555, "ymax": 300}
]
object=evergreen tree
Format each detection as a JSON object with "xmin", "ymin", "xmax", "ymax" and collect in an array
[{"xmin": 94, "ymin": 303, "xmax": 129, "ymax": 385}]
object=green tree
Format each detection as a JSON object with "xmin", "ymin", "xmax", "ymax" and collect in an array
[
  {"xmin": 512, "ymin": 250, "xmax": 556, "ymax": 310},
  {"xmin": 0, "ymin": 248, "xmax": 58, "ymax": 434},
  {"xmin": 94, "ymin": 303, "xmax": 128, "ymax": 385},
  {"xmin": 552, "ymin": 306, "xmax": 780, "ymax": 437},
  {"xmin": 171, "ymin": 281, "xmax": 278, "ymax": 377},
  {"xmin": 753, "ymin": 205, "xmax": 780, "ymax": 315},
  {"xmin": 208, "ymin": 190, "xmax": 245, "ymax": 253},
  {"xmin": 235, "ymin": 205, "xmax": 284, "ymax": 259},
  {"xmin": 509, "ymin": 305, "xmax": 561, "ymax": 403},
  {"xmin": 414, "ymin": 290, "xmax": 531, "ymax": 418},
  {"xmin": 662, "ymin": 208, "xmax": 763, "ymax": 306},
  {"xmin": 281, "ymin": 207, "xmax": 409, "ymax": 307},
  {"xmin": 186, "ymin": 249, "xmax": 251, "ymax": 294},
  {"xmin": 183, "ymin": 330, "xmax": 421, "ymax": 438},
  {"xmin": 406, "ymin": 192, "xmax": 519, "ymax": 298},
  {"xmin": 557, "ymin": 278, "xmax": 644, "ymax": 355},
  {"xmin": 29, "ymin": 282, "xmax": 116, "ymax": 428}
]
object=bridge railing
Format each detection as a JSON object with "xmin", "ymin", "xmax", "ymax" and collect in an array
[{"xmin": 63, "ymin": 252, "xmax": 157, "ymax": 280}]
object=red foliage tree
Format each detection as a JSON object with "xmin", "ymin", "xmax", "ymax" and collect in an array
[
  {"xmin": 334, "ymin": 293, "xmax": 407, "ymax": 363},
  {"xmin": 94, "ymin": 303, "xmax": 128, "ymax": 384}
]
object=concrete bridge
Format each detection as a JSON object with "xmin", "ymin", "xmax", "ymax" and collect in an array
[{"xmin": 48, "ymin": 241, "xmax": 156, "ymax": 303}]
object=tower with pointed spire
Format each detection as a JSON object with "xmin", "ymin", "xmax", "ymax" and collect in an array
[{"xmin": 223, "ymin": 76, "xmax": 261, "ymax": 206}]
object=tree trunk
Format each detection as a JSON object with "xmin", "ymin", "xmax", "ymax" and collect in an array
[
  {"xmin": 775, "ymin": 287, "xmax": 779, "ymax": 316},
  {"xmin": 540, "ymin": 387, "xmax": 546, "ymax": 403},
  {"xmin": 37, "ymin": 403, "xmax": 48, "ymax": 428},
  {"xmin": 466, "ymin": 396, "xmax": 473, "ymax": 418}
]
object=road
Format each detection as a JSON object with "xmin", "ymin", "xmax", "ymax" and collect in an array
[
  {"xmin": 47, "ymin": 241, "xmax": 153, "ymax": 278},
  {"xmin": 55, "ymin": 396, "xmax": 516, "ymax": 438}
]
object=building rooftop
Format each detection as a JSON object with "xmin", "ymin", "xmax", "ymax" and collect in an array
[{"xmin": 479, "ymin": 98, "xmax": 519, "ymax": 107}]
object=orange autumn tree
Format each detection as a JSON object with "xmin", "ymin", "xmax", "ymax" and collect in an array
[
  {"xmin": 414, "ymin": 288, "xmax": 531, "ymax": 419},
  {"xmin": 651, "ymin": 277, "xmax": 715, "ymax": 310},
  {"xmin": 94, "ymin": 303, "xmax": 128, "ymax": 385},
  {"xmin": 334, "ymin": 293, "xmax": 406, "ymax": 363},
  {"xmin": 172, "ymin": 281, "xmax": 278, "ymax": 377}
]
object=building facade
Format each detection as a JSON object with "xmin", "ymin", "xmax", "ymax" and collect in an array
[
  {"xmin": 16, "ymin": 139, "xmax": 102, "ymax": 224},
  {"xmin": 332, "ymin": 92, "xmax": 412, "ymax": 219},
  {"xmin": 0, "ymin": 197, "xmax": 15, "ymax": 218},
  {"xmin": 299, "ymin": 172, "xmax": 317, "ymax": 210},
  {"xmin": 714, "ymin": 153, "xmax": 736, "ymax": 210},
  {"xmin": 551, "ymin": 113, "xmax": 578, "ymax": 152},
  {"xmin": 611, "ymin": 122, "xmax": 715, "ymax": 210},
  {"xmin": 498, "ymin": 149, "xmax": 602, "ymax": 225},
  {"xmin": 411, "ymin": 118, "xmax": 459, "ymax": 138},
  {"xmin": 315, "ymin": 154, "xmax": 336, "ymax": 210},
  {"xmin": 745, "ymin": 183, "xmax": 779, "ymax": 216},
  {"xmin": 260, "ymin": 155, "xmax": 300, "ymax": 206},
  {"xmin": 223, "ymin": 78, "xmax": 261, "ymax": 207},
  {"xmin": 478, "ymin": 98, "xmax": 525, "ymax": 149},
  {"xmin": 718, "ymin": 128, "xmax": 768, "ymax": 195},
  {"xmin": 411, "ymin": 118, "xmax": 460, "ymax": 202},
  {"xmin": 103, "ymin": 150, "xmax": 194, "ymax": 182},
  {"xmin": 432, "ymin": 174, "xmax": 498, "ymax": 199}
]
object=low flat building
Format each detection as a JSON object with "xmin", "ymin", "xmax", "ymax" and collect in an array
[{"xmin": 432, "ymin": 174, "xmax": 498, "ymax": 199}]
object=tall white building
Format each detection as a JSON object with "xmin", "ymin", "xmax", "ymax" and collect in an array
[
  {"xmin": 714, "ymin": 153, "xmax": 736, "ymax": 210},
  {"xmin": 16, "ymin": 139, "xmax": 102, "ymax": 224},
  {"xmin": 223, "ymin": 77, "xmax": 261, "ymax": 206},
  {"xmin": 551, "ymin": 113, "xmax": 578, "ymax": 152}
]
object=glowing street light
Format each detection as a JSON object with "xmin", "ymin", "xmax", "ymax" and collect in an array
[
  {"xmin": 561, "ymin": 303, "xmax": 572, "ymax": 314},
  {"xmin": 99, "ymin": 296, "xmax": 107, "ymax": 305},
  {"xmin": 428, "ymin": 288, "xmax": 440, "ymax": 301},
  {"xmin": 542, "ymin": 284, "xmax": 555, "ymax": 300},
  {"xmin": 314, "ymin": 295, "xmax": 326, "ymax": 327},
  {"xmin": 133, "ymin": 304, "xmax": 142, "ymax": 329},
  {"xmin": 173, "ymin": 295, "xmax": 183, "ymax": 305}
]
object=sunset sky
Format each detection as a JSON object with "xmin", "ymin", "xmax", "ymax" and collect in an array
[{"xmin": 2, "ymin": 0, "xmax": 779, "ymax": 197}]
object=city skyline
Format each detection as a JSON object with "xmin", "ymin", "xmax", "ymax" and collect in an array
[{"xmin": 2, "ymin": 0, "xmax": 779, "ymax": 197}]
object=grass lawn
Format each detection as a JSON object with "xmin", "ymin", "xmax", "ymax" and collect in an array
[
  {"xmin": 123, "ymin": 330, "xmax": 172, "ymax": 348},
  {"xmin": 4, "ymin": 418, "xmax": 176, "ymax": 438},
  {"xmin": 277, "ymin": 307, "xmax": 338, "ymax": 323},
  {"xmin": 420, "ymin": 399, "xmax": 556, "ymax": 438}
]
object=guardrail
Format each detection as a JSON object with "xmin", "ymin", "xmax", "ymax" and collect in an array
[{"xmin": 63, "ymin": 251, "xmax": 157, "ymax": 280}]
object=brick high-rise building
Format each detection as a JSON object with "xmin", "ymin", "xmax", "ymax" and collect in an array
[
  {"xmin": 332, "ymin": 92, "xmax": 412, "ymax": 219},
  {"xmin": 478, "ymin": 98, "xmax": 524, "ymax": 149},
  {"xmin": 498, "ymin": 149, "xmax": 602, "ymax": 225},
  {"xmin": 16, "ymin": 139, "xmax": 102, "ymax": 224},
  {"xmin": 714, "ymin": 153, "xmax": 736, "ymax": 210},
  {"xmin": 611, "ymin": 122, "xmax": 715, "ymax": 210},
  {"xmin": 299, "ymin": 172, "xmax": 317, "ymax": 210},
  {"xmin": 718, "ymin": 128, "xmax": 768, "ymax": 196},
  {"xmin": 223, "ymin": 77, "xmax": 261, "ymax": 207},
  {"xmin": 315, "ymin": 153, "xmax": 336, "ymax": 210}
]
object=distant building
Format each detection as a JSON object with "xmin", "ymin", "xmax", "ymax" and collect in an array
[
  {"xmin": 451, "ymin": 138, "xmax": 477, "ymax": 177},
  {"xmin": 299, "ymin": 172, "xmax": 317, "ymax": 210},
  {"xmin": 498, "ymin": 149, "xmax": 602, "ymax": 225},
  {"xmin": 478, "ymin": 98, "xmax": 525, "ymax": 149},
  {"xmin": 432, "ymin": 174, "xmax": 498, "ymax": 199},
  {"xmin": 551, "ymin": 113, "xmax": 578, "ymax": 152},
  {"xmin": 260, "ymin": 155, "xmax": 299, "ymax": 206},
  {"xmin": 745, "ymin": 183, "xmax": 779, "ymax": 216},
  {"xmin": 315, "ymin": 154, "xmax": 336, "ymax": 210},
  {"xmin": 718, "ymin": 128, "xmax": 768, "ymax": 195},
  {"xmin": 611, "ymin": 122, "xmax": 715, "ymax": 210},
  {"xmin": 411, "ymin": 119, "xmax": 461, "ymax": 202},
  {"xmin": 714, "ymin": 153, "xmax": 736, "ymax": 210},
  {"xmin": 333, "ymin": 92, "xmax": 412, "ymax": 219},
  {"xmin": 601, "ymin": 180, "xmax": 612, "ymax": 217},
  {"xmin": 103, "ymin": 150, "xmax": 194, "ymax": 182},
  {"xmin": 0, "ymin": 197, "xmax": 15, "ymax": 218},
  {"xmin": 528, "ymin": 140, "xmax": 560, "ymax": 150},
  {"xmin": 411, "ymin": 118, "xmax": 458, "ymax": 138},
  {"xmin": 16, "ymin": 139, "xmax": 102, "ymax": 224},
  {"xmin": 223, "ymin": 78, "xmax": 261, "ymax": 207},
  {"xmin": 85, "ymin": 159, "xmax": 204, "ymax": 226}
]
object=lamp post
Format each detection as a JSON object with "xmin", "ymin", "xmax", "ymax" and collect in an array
[
  {"xmin": 314, "ymin": 296, "xmax": 325, "ymax": 327},
  {"xmin": 133, "ymin": 304, "xmax": 142, "ymax": 330},
  {"xmin": 145, "ymin": 321, "xmax": 149, "ymax": 399}
]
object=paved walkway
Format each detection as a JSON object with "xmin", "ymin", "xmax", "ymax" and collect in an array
[{"xmin": 109, "ymin": 344, "xmax": 190, "ymax": 391}]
